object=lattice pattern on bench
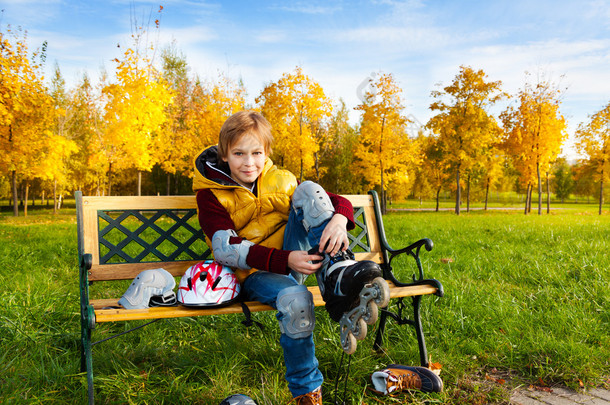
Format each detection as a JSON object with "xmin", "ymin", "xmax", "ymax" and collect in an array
[
  {"xmin": 97, "ymin": 206, "xmax": 371, "ymax": 265},
  {"xmin": 349, "ymin": 206, "xmax": 371, "ymax": 253},
  {"xmin": 98, "ymin": 209, "xmax": 210, "ymax": 264}
]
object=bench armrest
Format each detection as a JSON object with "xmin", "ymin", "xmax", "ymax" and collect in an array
[{"xmin": 368, "ymin": 191, "xmax": 443, "ymax": 297}]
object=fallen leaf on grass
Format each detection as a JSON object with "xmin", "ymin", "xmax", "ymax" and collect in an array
[
  {"xmin": 428, "ymin": 355, "xmax": 442, "ymax": 375},
  {"xmin": 429, "ymin": 362, "xmax": 443, "ymax": 376},
  {"xmin": 485, "ymin": 373, "xmax": 505, "ymax": 385},
  {"xmin": 528, "ymin": 384, "xmax": 553, "ymax": 393},
  {"xmin": 440, "ymin": 258, "xmax": 454, "ymax": 263}
]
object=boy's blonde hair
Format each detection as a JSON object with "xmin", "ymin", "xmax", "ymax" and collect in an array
[{"xmin": 218, "ymin": 111, "xmax": 273, "ymax": 159}]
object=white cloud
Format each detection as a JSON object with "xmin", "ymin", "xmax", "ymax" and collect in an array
[
  {"xmin": 254, "ymin": 29, "xmax": 288, "ymax": 44},
  {"xmin": 157, "ymin": 26, "xmax": 218, "ymax": 46},
  {"xmin": 272, "ymin": 4, "xmax": 341, "ymax": 15}
]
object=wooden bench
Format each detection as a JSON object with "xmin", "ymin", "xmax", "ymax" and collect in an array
[{"xmin": 76, "ymin": 190, "xmax": 444, "ymax": 404}]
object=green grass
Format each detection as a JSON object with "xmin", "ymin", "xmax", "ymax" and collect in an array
[{"xmin": 0, "ymin": 208, "xmax": 608, "ymax": 404}]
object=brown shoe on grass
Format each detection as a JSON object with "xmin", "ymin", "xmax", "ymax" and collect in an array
[
  {"xmin": 291, "ymin": 386, "xmax": 322, "ymax": 405},
  {"xmin": 371, "ymin": 364, "xmax": 443, "ymax": 395}
]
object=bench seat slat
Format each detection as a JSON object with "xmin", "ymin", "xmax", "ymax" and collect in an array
[
  {"xmin": 87, "ymin": 252, "xmax": 385, "ymax": 281},
  {"xmin": 90, "ymin": 282, "xmax": 439, "ymax": 323}
]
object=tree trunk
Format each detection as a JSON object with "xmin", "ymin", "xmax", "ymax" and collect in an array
[
  {"xmin": 484, "ymin": 178, "xmax": 490, "ymax": 211},
  {"xmin": 107, "ymin": 163, "xmax": 113, "ymax": 196},
  {"xmin": 137, "ymin": 171, "xmax": 142, "ymax": 196},
  {"xmin": 599, "ymin": 169, "xmax": 604, "ymax": 215},
  {"xmin": 24, "ymin": 183, "xmax": 29, "ymax": 217},
  {"xmin": 546, "ymin": 172, "xmax": 551, "ymax": 214},
  {"xmin": 537, "ymin": 162, "xmax": 542, "ymax": 215},
  {"xmin": 314, "ymin": 152, "xmax": 320, "ymax": 183},
  {"xmin": 466, "ymin": 174, "xmax": 471, "ymax": 213},
  {"xmin": 528, "ymin": 185, "xmax": 533, "ymax": 213},
  {"xmin": 455, "ymin": 164, "xmax": 461, "ymax": 215},
  {"xmin": 53, "ymin": 179, "xmax": 58, "ymax": 214},
  {"xmin": 524, "ymin": 183, "xmax": 530, "ymax": 215},
  {"xmin": 11, "ymin": 170, "xmax": 18, "ymax": 217},
  {"xmin": 167, "ymin": 173, "xmax": 171, "ymax": 196},
  {"xmin": 436, "ymin": 187, "xmax": 441, "ymax": 212}
]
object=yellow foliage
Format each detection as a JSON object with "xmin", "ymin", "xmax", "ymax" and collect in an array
[
  {"xmin": 575, "ymin": 101, "xmax": 610, "ymax": 183},
  {"xmin": 0, "ymin": 27, "xmax": 55, "ymax": 181},
  {"xmin": 256, "ymin": 66, "xmax": 332, "ymax": 180},
  {"xmin": 155, "ymin": 73, "xmax": 246, "ymax": 179},
  {"xmin": 428, "ymin": 66, "xmax": 504, "ymax": 172},
  {"xmin": 501, "ymin": 74, "xmax": 567, "ymax": 189},
  {"xmin": 101, "ymin": 45, "xmax": 174, "ymax": 174},
  {"xmin": 354, "ymin": 72, "xmax": 416, "ymax": 201}
]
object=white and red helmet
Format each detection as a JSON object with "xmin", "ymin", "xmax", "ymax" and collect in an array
[{"xmin": 178, "ymin": 261, "xmax": 240, "ymax": 307}]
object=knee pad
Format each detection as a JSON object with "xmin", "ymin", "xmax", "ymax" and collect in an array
[
  {"xmin": 212, "ymin": 229, "xmax": 254, "ymax": 270},
  {"xmin": 276, "ymin": 284, "xmax": 315, "ymax": 339},
  {"xmin": 292, "ymin": 181, "xmax": 334, "ymax": 231}
]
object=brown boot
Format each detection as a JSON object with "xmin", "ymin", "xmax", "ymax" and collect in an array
[{"xmin": 291, "ymin": 386, "xmax": 322, "ymax": 405}]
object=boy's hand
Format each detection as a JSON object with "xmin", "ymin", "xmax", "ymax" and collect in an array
[
  {"xmin": 319, "ymin": 214, "xmax": 349, "ymax": 256},
  {"xmin": 288, "ymin": 251, "xmax": 323, "ymax": 275}
]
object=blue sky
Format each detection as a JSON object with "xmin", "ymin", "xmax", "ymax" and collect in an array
[{"xmin": 2, "ymin": 0, "xmax": 610, "ymax": 158}]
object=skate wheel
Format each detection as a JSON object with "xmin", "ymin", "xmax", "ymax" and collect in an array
[
  {"xmin": 342, "ymin": 332, "xmax": 357, "ymax": 355},
  {"xmin": 372, "ymin": 277, "xmax": 390, "ymax": 308},
  {"xmin": 352, "ymin": 318, "xmax": 368, "ymax": 341},
  {"xmin": 363, "ymin": 301, "xmax": 378, "ymax": 325}
]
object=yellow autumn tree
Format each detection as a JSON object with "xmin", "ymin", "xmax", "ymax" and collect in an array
[
  {"xmin": 100, "ymin": 25, "xmax": 173, "ymax": 195},
  {"xmin": 575, "ymin": 101, "xmax": 610, "ymax": 215},
  {"xmin": 501, "ymin": 73, "xmax": 567, "ymax": 214},
  {"xmin": 419, "ymin": 133, "xmax": 452, "ymax": 211},
  {"xmin": 189, "ymin": 74, "xmax": 247, "ymax": 170},
  {"xmin": 0, "ymin": 26, "xmax": 54, "ymax": 216},
  {"xmin": 257, "ymin": 66, "xmax": 332, "ymax": 181},
  {"xmin": 46, "ymin": 64, "xmax": 79, "ymax": 212},
  {"xmin": 427, "ymin": 66, "xmax": 504, "ymax": 215},
  {"xmin": 67, "ymin": 73, "xmax": 105, "ymax": 195},
  {"xmin": 355, "ymin": 72, "xmax": 416, "ymax": 213},
  {"xmin": 154, "ymin": 44, "xmax": 192, "ymax": 194},
  {"xmin": 481, "ymin": 147, "xmax": 506, "ymax": 210},
  {"xmin": 318, "ymin": 100, "xmax": 358, "ymax": 193}
]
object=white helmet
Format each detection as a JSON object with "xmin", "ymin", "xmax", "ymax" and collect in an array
[
  {"xmin": 118, "ymin": 268, "xmax": 177, "ymax": 309},
  {"xmin": 178, "ymin": 261, "xmax": 241, "ymax": 307}
]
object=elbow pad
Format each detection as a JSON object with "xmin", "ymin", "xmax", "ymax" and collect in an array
[{"xmin": 211, "ymin": 229, "xmax": 254, "ymax": 270}]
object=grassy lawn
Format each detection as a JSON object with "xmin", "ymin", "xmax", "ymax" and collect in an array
[{"xmin": 0, "ymin": 206, "xmax": 608, "ymax": 404}]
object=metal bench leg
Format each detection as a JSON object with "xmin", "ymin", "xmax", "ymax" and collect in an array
[
  {"xmin": 80, "ymin": 321, "xmax": 94, "ymax": 405},
  {"xmin": 373, "ymin": 308, "xmax": 389, "ymax": 351},
  {"xmin": 79, "ymin": 260, "xmax": 95, "ymax": 404},
  {"xmin": 412, "ymin": 295, "xmax": 429, "ymax": 367}
]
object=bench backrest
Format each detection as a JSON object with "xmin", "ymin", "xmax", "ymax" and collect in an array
[{"xmin": 76, "ymin": 192, "xmax": 384, "ymax": 282}]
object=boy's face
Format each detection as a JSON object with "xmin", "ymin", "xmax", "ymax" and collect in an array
[{"xmin": 222, "ymin": 133, "xmax": 267, "ymax": 188}]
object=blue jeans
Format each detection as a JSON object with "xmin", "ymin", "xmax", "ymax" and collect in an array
[{"xmin": 241, "ymin": 187, "xmax": 329, "ymax": 397}]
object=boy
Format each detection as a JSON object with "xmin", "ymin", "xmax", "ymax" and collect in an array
[{"xmin": 193, "ymin": 111, "xmax": 380, "ymax": 404}]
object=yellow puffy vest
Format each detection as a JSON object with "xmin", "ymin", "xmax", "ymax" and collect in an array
[{"xmin": 193, "ymin": 151, "xmax": 298, "ymax": 281}]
